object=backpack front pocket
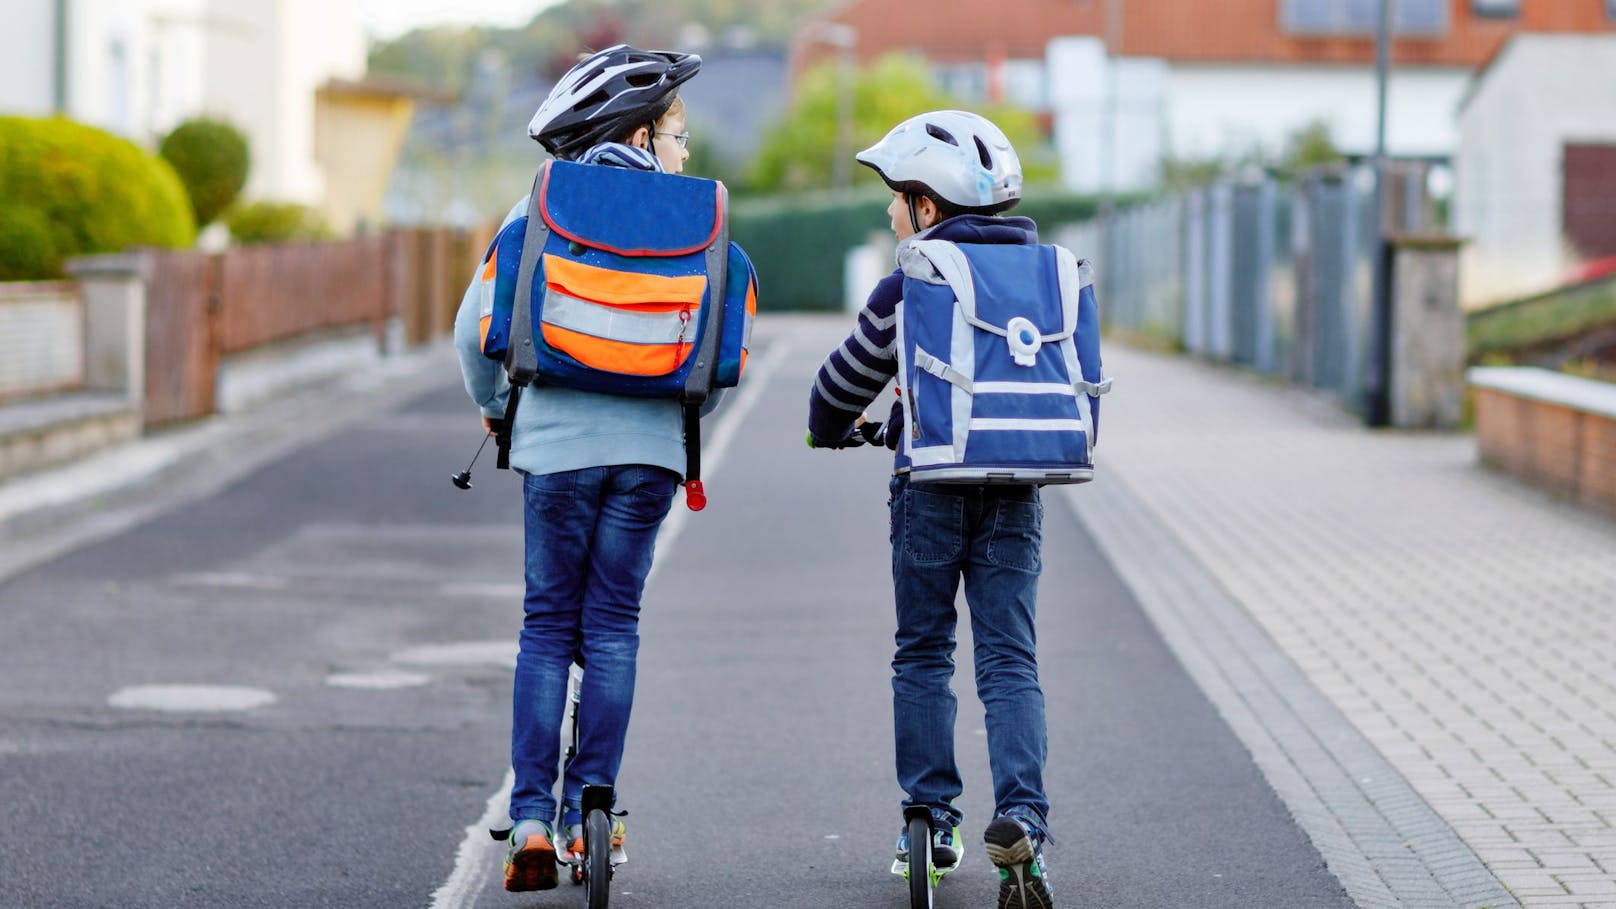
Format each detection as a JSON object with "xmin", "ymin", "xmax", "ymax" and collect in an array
[{"xmin": 538, "ymin": 254, "xmax": 706, "ymax": 377}]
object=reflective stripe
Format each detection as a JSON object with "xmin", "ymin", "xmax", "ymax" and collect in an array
[
  {"xmin": 544, "ymin": 254, "xmax": 706, "ymax": 308},
  {"xmin": 974, "ymin": 381, "xmax": 1074, "ymax": 396},
  {"xmin": 541, "ymin": 323, "xmax": 690, "ymax": 376},
  {"xmin": 478, "ymin": 314, "xmax": 492, "ymax": 348},
  {"xmin": 968, "ymin": 418, "xmax": 1086, "ymax": 432},
  {"xmin": 542, "ymin": 289, "xmax": 692, "ymax": 344}
]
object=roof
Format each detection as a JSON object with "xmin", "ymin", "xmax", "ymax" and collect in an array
[{"xmin": 795, "ymin": 0, "xmax": 1616, "ymax": 72}]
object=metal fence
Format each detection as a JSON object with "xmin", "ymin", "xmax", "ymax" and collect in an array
[{"xmin": 1056, "ymin": 162, "xmax": 1433, "ymax": 409}]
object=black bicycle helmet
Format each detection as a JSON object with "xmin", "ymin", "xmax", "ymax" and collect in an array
[{"xmin": 528, "ymin": 44, "xmax": 701, "ymax": 161}]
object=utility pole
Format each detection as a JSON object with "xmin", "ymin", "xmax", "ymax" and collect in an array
[{"xmin": 1365, "ymin": 0, "xmax": 1393, "ymax": 426}]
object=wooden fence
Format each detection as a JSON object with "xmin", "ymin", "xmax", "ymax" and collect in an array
[{"xmin": 143, "ymin": 226, "xmax": 488, "ymax": 428}]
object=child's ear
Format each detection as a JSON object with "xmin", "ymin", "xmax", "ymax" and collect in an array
[{"xmin": 627, "ymin": 126, "xmax": 650, "ymax": 149}]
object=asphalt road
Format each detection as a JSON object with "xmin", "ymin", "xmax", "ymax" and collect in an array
[{"xmin": 0, "ymin": 318, "xmax": 1352, "ymax": 909}]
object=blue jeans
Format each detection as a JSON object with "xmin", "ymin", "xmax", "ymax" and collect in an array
[
  {"xmin": 509, "ymin": 465, "xmax": 678, "ymax": 824},
  {"xmin": 889, "ymin": 476, "xmax": 1050, "ymax": 836}
]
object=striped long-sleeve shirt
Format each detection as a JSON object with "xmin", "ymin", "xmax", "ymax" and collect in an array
[{"xmin": 806, "ymin": 214, "xmax": 1044, "ymax": 451}]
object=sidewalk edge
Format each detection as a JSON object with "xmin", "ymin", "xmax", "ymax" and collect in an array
[{"xmin": 1060, "ymin": 476, "xmax": 1521, "ymax": 909}]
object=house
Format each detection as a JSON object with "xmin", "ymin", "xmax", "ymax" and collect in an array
[
  {"xmin": 794, "ymin": 0, "xmax": 1616, "ymax": 193},
  {"xmin": 0, "ymin": 0, "xmax": 370, "ymax": 218},
  {"xmin": 1453, "ymin": 33, "xmax": 1616, "ymax": 307}
]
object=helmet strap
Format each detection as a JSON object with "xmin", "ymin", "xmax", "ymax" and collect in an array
[{"xmin": 906, "ymin": 194, "xmax": 922, "ymax": 235}]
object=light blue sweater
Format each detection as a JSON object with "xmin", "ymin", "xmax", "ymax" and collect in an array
[{"xmin": 453, "ymin": 197, "xmax": 718, "ymax": 478}]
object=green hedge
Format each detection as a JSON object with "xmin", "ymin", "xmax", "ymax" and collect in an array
[
  {"xmin": 0, "ymin": 116, "xmax": 196, "ymax": 280},
  {"xmin": 226, "ymin": 201, "xmax": 334, "ymax": 246},
  {"xmin": 729, "ymin": 185, "xmax": 1105, "ymax": 312},
  {"xmin": 1467, "ymin": 271, "xmax": 1616, "ymax": 362}
]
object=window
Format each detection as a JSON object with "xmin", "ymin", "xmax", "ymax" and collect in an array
[
  {"xmin": 1471, "ymin": 0, "xmax": 1520, "ymax": 17},
  {"xmin": 1281, "ymin": 0, "xmax": 1448, "ymax": 35}
]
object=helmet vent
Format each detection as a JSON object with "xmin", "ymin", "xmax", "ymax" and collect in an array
[
  {"xmin": 626, "ymin": 72, "xmax": 658, "ymax": 87},
  {"xmin": 924, "ymin": 123, "xmax": 959, "ymax": 146},
  {"xmin": 974, "ymin": 136, "xmax": 993, "ymax": 169},
  {"xmin": 573, "ymin": 89, "xmax": 609, "ymax": 112}
]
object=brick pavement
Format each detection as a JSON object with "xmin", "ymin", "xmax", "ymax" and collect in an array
[{"xmin": 1085, "ymin": 344, "xmax": 1616, "ymax": 908}]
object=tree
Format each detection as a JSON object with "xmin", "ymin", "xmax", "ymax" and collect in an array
[
  {"xmin": 159, "ymin": 118, "xmax": 250, "ymax": 227},
  {"xmin": 748, "ymin": 54, "xmax": 1056, "ymax": 195},
  {"xmin": 1276, "ymin": 120, "xmax": 1342, "ymax": 179}
]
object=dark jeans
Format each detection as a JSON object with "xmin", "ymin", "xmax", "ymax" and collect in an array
[
  {"xmin": 509, "ymin": 465, "xmax": 678, "ymax": 824},
  {"xmin": 888, "ymin": 475, "xmax": 1050, "ymax": 835}
]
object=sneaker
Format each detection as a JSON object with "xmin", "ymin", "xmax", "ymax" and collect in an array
[
  {"xmin": 502, "ymin": 820, "xmax": 559, "ymax": 892},
  {"xmin": 983, "ymin": 815, "xmax": 1054, "ymax": 909},
  {"xmin": 560, "ymin": 810, "xmax": 628, "ymax": 866},
  {"xmin": 895, "ymin": 823, "xmax": 962, "ymax": 870}
]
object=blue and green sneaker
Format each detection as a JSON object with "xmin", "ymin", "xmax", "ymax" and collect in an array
[{"xmin": 983, "ymin": 815, "xmax": 1053, "ymax": 909}]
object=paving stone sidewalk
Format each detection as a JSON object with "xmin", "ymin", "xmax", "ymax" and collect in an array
[{"xmin": 1092, "ymin": 344, "xmax": 1616, "ymax": 908}]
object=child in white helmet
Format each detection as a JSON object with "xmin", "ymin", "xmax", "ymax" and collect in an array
[
  {"xmin": 453, "ymin": 44, "xmax": 705, "ymax": 893},
  {"xmin": 806, "ymin": 110, "xmax": 1058, "ymax": 909}
]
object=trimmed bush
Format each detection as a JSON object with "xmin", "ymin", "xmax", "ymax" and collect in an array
[
  {"xmin": 729, "ymin": 186, "xmax": 1107, "ymax": 312},
  {"xmin": 226, "ymin": 201, "xmax": 334, "ymax": 246},
  {"xmin": 159, "ymin": 118, "xmax": 250, "ymax": 227},
  {"xmin": 0, "ymin": 116, "xmax": 196, "ymax": 280}
]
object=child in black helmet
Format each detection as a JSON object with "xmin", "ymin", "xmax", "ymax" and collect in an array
[
  {"xmin": 806, "ymin": 109, "xmax": 1060, "ymax": 909},
  {"xmin": 453, "ymin": 43, "xmax": 703, "ymax": 893}
]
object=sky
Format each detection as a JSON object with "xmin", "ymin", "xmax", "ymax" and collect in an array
[{"xmin": 356, "ymin": 0, "xmax": 563, "ymax": 41}]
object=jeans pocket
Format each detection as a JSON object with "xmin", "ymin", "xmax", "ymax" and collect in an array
[
  {"xmin": 987, "ymin": 498, "xmax": 1043, "ymax": 573},
  {"xmin": 903, "ymin": 487, "xmax": 965, "ymax": 565},
  {"xmin": 525, "ymin": 470, "xmax": 577, "ymax": 522}
]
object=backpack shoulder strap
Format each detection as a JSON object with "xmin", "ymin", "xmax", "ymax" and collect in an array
[
  {"xmin": 506, "ymin": 163, "xmax": 553, "ymax": 387},
  {"xmin": 494, "ymin": 164, "xmax": 554, "ymax": 470}
]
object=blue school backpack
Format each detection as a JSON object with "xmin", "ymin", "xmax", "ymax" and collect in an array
[
  {"xmin": 474, "ymin": 159, "xmax": 758, "ymax": 509},
  {"xmin": 893, "ymin": 238, "xmax": 1111, "ymax": 484}
]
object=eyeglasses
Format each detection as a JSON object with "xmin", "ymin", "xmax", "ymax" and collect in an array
[{"xmin": 654, "ymin": 131, "xmax": 690, "ymax": 149}]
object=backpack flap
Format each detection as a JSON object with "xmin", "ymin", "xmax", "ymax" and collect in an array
[{"xmin": 539, "ymin": 159, "xmax": 723, "ymax": 256}]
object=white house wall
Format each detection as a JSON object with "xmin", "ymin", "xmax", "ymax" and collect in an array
[
  {"xmin": 1048, "ymin": 35, "xmax": 1470, "ymax": 193},
  {"xmin": 0, "ymin": 0, "xmax": 59, "ymax": 116},
  {"xmin": 201, "ymin": 0, "xmax": 364, "ymax": 205},
  {"xmin": 1454, "ymin": 34, "xmax": 1616, "ymax": 307},
  {"xmin": 1166, "ymin": 63, "xmax": 1469, "ymax": 161}
]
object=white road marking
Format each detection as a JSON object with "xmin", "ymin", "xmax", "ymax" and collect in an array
[
  {"xmin": 108, "ymin": 684, "xmax": 277, "ymax": 712},
  {"xmin": 325, "ymin": 670, "xmax": 433, "ymax": 690},
  {"xmin": 428, "ymin": 341, "xmax": 790, "ymax": 909},
  {"xmin": 390, "ymin": 641, "xmax": 516, "ymax": 670}
]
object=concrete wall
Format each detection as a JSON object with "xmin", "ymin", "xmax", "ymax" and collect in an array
[{"xmin": 1454, "ymin": 34, "xmax": 1616, "ymax": 308}]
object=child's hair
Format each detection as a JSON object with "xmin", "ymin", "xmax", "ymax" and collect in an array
[{"xmin": 613, "ymin": 95, "xmax": 684, "ymax": 145}]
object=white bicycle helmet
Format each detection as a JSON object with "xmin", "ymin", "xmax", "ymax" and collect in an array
[
  {"xmin": 528, "ymin": 44, "xmax": 700, "ymax": 160},
  {"xmin": 856, "ymin": 110, "xmax": 1022, "ymax": 213}
]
